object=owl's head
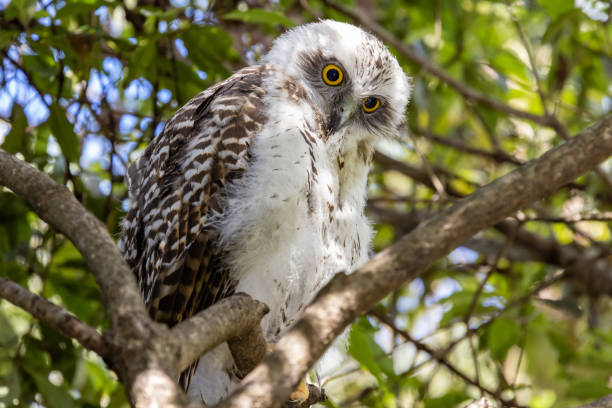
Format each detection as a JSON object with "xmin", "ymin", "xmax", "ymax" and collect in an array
[{"xmin": 263, "ymin": 20, "xmax": 411, "ymax": 142}]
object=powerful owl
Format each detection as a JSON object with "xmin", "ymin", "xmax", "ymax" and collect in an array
[{"xmin": 119, "ymin": 20, "xmax": 410, "ymax": 404}]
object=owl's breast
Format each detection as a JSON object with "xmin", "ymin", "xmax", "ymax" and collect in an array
[{"xmin": 214, "ymin": 93, "xmax": 372, "ymax": 339}]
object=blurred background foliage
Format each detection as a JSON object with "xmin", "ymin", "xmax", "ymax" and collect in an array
[{"xmin": 0, "ymin": 0, "xmax": 611, "ymax": 407}]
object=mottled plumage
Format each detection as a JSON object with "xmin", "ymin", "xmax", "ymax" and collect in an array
[{"xmin": 119, "ymin": 20, "xmax": 410, "ymax": 404}]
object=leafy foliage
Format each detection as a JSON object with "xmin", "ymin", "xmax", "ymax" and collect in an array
[{"xmin": 0, "ymin": 0, "xmax": 611, "ymax": 407}]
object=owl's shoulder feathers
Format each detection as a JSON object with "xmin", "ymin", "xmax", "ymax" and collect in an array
[{"xmin": 120, "ymin": 65, "xmax": 274, "ymax": 323}]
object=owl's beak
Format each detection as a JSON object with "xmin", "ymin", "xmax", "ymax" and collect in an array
[{"xmin": 326, "ymin": 99, "xmax": 355, "ymax": 135}]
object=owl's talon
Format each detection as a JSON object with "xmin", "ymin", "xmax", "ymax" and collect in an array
[
  {"xmin": 286, "ymin": 379, "xmax": 309, "ymax": 406},
  {"xmin": 284, "ymin": 382, "xmax": 326, "ymax": 407}
]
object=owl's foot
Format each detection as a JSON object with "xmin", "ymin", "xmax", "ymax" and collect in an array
[
  {"xmin": 286, "ymin": 379, "xmax": 309, "ymax": 406},
  {"xmin": 267, "ymin": 345, "xmax": 326, "ymax": 407},
  {"xmin": 284, "ymin": 381, "xmax": 326, "ymax": 407}
]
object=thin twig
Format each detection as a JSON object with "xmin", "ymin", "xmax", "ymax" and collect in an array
[
  {"xmin": 0, "ymin": 276, "xmax": 108, "ymax": 358},
  {"xmin": 416, "ymin": 128, "xmax": 523, "ymax": 165},
  {"xmin": 370, "ymin": 310, "xmax": 525, "ymax": 407}
]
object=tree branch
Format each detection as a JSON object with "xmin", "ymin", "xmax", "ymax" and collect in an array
[
  {"xmin": 0, "ymin": 276, "xmax": 108, "ymax": 358},
  {"xmin": 171, "ymin": 294, "xmax": 269, "ymax": 373},
  {"xmin": 218, "ymin": 116, "xmax": 612, "ymax": 407},
  {"xmin": 415, "ymin": 128, "xmax": 524, "ymax": 165},
  {"xmin": 0, "ymin": 150, "xmax": 147, "ymax": 330},
  {"xmin": 374, "ymin": 151, "xmax": 464, "ymax": 197},
  {"xmin": 0, "ymin": 149, "xmax": 188, "ymax": 406},
  {"xmin": 0, "ymin": 149, "xmax": 274, "ymax": 407},
  {"xmin": 577, "ymin": 395, "xmax": 612, "ymax": 408}
]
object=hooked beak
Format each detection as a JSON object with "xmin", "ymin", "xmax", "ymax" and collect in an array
[{"xmin": 326, "ymin": 98, "xmax": 354, "ymax": 135}]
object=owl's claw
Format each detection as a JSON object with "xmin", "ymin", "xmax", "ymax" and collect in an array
[
  {"xmin": 284, "ymin": 381, "xmax": 326, "ymax": 407},
  {"xmin": 286, "ymin": 379, "xmax": 309, "ymax": 406},
  {"xmin": 268, "ymin": 344, "xmax": 326, "ymax": 407}
]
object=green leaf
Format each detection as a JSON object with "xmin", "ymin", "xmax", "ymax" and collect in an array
[
  {"xmin": 490, "ymin": 49, "xmax": 531, "ymax": 83},
  {"xmin": 55, "ymin": 1, "xmax": 99, "ymax": 20},
  {"xmin": 0, "ymin": 192, "xmax": 30, "ymax": 220},
  {"xmin": 424, "ymin": 390, "xmax": 469, "ymax": 408},
  {"xmin": 538, "ymin": 0, "xmax": 574, "ymax": 18},
  {"xmin": 26, "ymin": 370, "xmax": 79, "ymax": 408},
  {"xmin": 4, "ymin": 0, "xmax": 36, "ymax": 27},
  {"xmin": 547, "ymin": 330, "xmax": 575, "ymax": 364},
  {"xmin": 2, "ymin": 104, "xmax": 28, "ymax": 155},
  {"xmin": 223, "ymin": 9, "xmax": 296, "ymax": 28},
  {"xmin": 23, "ymin": 53, "xmax": 57, "ymax": 78},
  {"xmin": 348, "ymin": 318, "xmax": 396, "ymax": 388},
  {"xmin": 127, "ymin": 40, "xmax": 157, "ymax": 81},
  {"xmin": 530, "ymin": 390, "xmax": 556, "ymax": 408},
  {"xmin": 48, "ymin": 102, "xmax": 80, "ymax": 163},
  {"xmin": 536, "ymin": 297, "xmax": 582, "ymax": 317},
  {"xmin": 0, "ymin": 313, "xmax": 19, "ymax": 352},
  {"xmin": 525, "ymin": 314, "xmax": 558, "ymax": 380},
  {"xmin": 372, "ymin": 223, "xmax": 394, "ymax": 251},
  {"xmin": 50, "ymin": 240, "xmax": 85, "ymax": 268},
  {"xmin": 0, "ymin": 30, "xmax": 18, "ymax": 49},
  {"xmin": 181, "ymin": 26, "xmax": 236, "ymax": 80},
  {"xmin": 0, "ymin": 367, "xmax": 20, "ymax": 405},
  {"xmin": 486, "ymin": 317, "xmax": 520, "ymax": 362},
  {"xmin": 107, "ymin": 385, "xmax": 130, "ymax": 408},
  {"xmin": 439, "ymin": 290, "xmax": 498, "ymax": 327},
  {"xmin": 566, "ymin": 380, "xmax": 612, "ymax": 400}
]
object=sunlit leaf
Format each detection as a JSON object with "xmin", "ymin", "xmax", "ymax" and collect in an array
[
  {"xmin": 26, "ymin": 370, "xmax": 79, "ymax": 408},
  {"xmin": 223, "ymin": 9, "xmax": 296, "ymax": 28},
  {"xmin": 48, "ymin": 102, "xmax": 80, "ymax": 163},
  {"xmin": 566, "ymin": 380, "xmax": 612, "ymax": 400},
  {"xmin": 349, "ymin": 318, "xmax": 396, "ymax": 388},
  {"xmin": 4, "ymin": 0, "xmax": 36, "ymax": 27},
  {"xmin": 486, "ymin": 317, "xmax": 520, "ymax": 362},
  {"xmin": 2, "ymin": 104, "xmax": 28, "ymax": 155},
  {"xmin": 424, "ymin": 390, "xmax": 470, "ymax": 408}
]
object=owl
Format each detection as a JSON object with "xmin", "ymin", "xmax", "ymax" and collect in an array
[{"xmin": 119, "ymin": 20, "xmax": 410, "ymax": 405}]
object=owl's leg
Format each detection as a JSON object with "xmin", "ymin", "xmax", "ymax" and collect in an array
[{"xmin": 264, "ymin": 344, "xmax": 326, "ymax": 407}]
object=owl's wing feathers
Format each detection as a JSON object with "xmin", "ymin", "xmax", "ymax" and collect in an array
[{"xmin": 120, "ymin": 65, "xmax": 271, "ymax": 330}]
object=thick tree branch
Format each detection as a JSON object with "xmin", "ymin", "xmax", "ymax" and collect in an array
[
  {"xmin": 370, "ymin": 178, "xmax": 612, "ymax": 297},
  {"xmin": 171, "ymin": 294, "xmax": 269, "ymax": 373},
  {"xmin": 0, "ymin": 149, "xmax": 274, "ymax": 407},
  {"xmin": 0, "ymin": 150, "xmax": 147, "ymax": 329},
  {"xmin": 0, "ymin": 150, "xmax": 189, "ymax": 406},
  {"xmin": 577, "ymin": 395, "xmax": 612, "ymax": 408},
  {"xmin": 0, "ymin": 276, "xmax": 108, "ymax": 358},
  {"xmin": 218, "ymin": 116, "xmax": 612, "ymax": 407}
]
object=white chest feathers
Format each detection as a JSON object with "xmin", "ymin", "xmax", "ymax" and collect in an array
[{"xmin": 214, "ymin": 90, "xmax": 374, "ymax": 340}]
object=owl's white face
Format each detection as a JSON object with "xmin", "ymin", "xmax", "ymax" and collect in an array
[{"xmin": 263, "ymin": 20, "xmax": 411, "ymax": 144}]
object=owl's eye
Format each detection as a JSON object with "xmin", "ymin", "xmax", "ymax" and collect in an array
[
  {"xmin": 362, "ymin": 96, "xmax": 381, "ymax": 113},
  {"xmin": 322, "ymin": 64, "xmax": 343, "ymax": 86}
]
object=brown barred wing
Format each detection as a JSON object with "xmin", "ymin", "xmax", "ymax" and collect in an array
[{"xmin": 118, "ymin": 65, "xmax": 271, "ymax": 388}]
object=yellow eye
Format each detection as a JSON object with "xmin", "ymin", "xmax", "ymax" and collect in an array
[
  {"xmin": 362, "ymin": 96, "xmax": 381, "ymax": 113},
  {"xmin": 322, "ymin": 64, "xmax": 343, "ymax": 86}
]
